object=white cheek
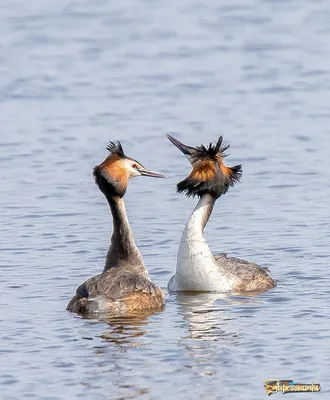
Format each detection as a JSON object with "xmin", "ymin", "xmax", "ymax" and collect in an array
[
  {"xmin": 129, "ymin": 168, "xmax": 141, "ymax": 178},
  {"xmin": 123, "ymin": 160, "xmax": 141, "ymax": 178}
]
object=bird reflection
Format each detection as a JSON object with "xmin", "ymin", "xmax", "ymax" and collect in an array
[
  {"xmin": 175, "ymin": 292, "xmax": 261, "ymax": 342},
  {"xmin": 84, "ymin": 309, "xmax": 160, "ymax": 349},
  {"xmin": 174, "ymin": 292, "xmax": 263, "ymax": 376},
  {"xmin": 78, "ymin": 311, "xmax": 157, "ymax": 397}
]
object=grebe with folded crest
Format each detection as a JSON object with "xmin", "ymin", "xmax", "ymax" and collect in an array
[
  {"xmin": 167, "ymin": 134, "xmax": 276, "ymax": 294},
  {"xmin": 67, "ymin": 141, "xmax": 166, "ymax": 315}
]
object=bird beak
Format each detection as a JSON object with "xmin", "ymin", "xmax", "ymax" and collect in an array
[
  {"xmin": 166, "ymin": 134, "xmax": 196, "ymax": 164},
  {"xmin": 137, "ymin": 168, "xmax": 167, "ymax": 178}
]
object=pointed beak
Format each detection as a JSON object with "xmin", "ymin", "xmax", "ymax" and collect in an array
[
  {"xmin": 137, "ymin": 168, "xmax": 167, "ymax": 178},
  {"xmin": 166, "ymin": 134, "xmax": 196, "ymax": 164}
]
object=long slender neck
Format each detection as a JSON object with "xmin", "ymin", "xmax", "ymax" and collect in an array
[
  {"xmin": 172, "ymin": 193, "xmax": 223, "ymax": 291},
  {"xmin": 103, "ymin": 195, "xmax": 145, "ymax": 273},
  {"xmin": 184, "ymin": 194, "xmax": 216, "ymax": 240}
]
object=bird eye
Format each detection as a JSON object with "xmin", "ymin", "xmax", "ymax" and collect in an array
[{"xmin": 132, "ymin": 163, "xmax": 138, "ymax": 169}]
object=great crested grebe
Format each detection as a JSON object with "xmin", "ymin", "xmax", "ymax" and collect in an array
[
  {"xmin": 67, "ymin": 141, "xmax": 166, "ymax": 315},
  {"xmin": 167, "ymin": 134, "xmax": 276, "ymax": 294}
]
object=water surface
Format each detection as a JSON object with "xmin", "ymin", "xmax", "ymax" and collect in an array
[{"xmin": 1, "ymin": 0, "xmax": 330, "ymax": 399}]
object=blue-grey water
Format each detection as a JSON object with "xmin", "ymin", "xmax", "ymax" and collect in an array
[{"xmin": 1, "ymin": 1, "xmax": 330, "ymax": 399}]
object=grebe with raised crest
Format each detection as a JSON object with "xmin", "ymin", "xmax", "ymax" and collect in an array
[
  {"xmin": 167, "ymin": 134, "xmax": 276, "ymax": 294},
  {"xmin": 67, "ymin": 141, "xmax": 166, "ymax": 316}
]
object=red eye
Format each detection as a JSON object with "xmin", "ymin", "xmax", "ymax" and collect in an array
[{"xmin": 132, "ymin": 163, "xmax": 137, "ymax": 168}]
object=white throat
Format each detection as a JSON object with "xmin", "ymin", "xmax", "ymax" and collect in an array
[{"xmin": 168, "ymin": 194, "xmax": 231, "ymax": 292}]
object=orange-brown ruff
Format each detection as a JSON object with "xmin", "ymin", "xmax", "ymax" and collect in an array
[
  {"xmin": 167, "ymin": 135, "xmax": 276, "ymax": 294},
  {"xmin": 67, "ymin": 142, "xmax": 166, "ymax": 316}
]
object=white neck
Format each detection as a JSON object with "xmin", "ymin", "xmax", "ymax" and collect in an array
[
  {"xmin": 184, "ymin": 194, "xmax": 214, "ymax": 239},
  {"xmin": 180, "ymin": 194, "xmax": 215, "ymax": 267},
  {"xmin": 168, "ymin": 194, "xmax": 233, "ymax": 292},
  {"xmin": 168, "ymin": 194, "xmax": 227, "ymax": 291}
]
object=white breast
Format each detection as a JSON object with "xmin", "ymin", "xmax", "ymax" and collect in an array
[{"xmin": 168, "ymin": 195, "xmax": 232, "ymax": 292}]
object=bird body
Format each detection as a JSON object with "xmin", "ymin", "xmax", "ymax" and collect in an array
[
  {"xmin": 167, "ymin": 135, "xmax": 276, "ymax": 294},
  {"xmin": 67, "ymin": 142, "xmax": 166, "ymax": 316}
]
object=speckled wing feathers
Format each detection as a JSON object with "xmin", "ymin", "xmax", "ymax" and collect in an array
[
  {"xmin": 67, "ymin": 268, "xmax": 164, "ymax": 315},
  {"xmin": 214, "ymin": 253, "xmax": 276, "ymax": 292},
  {"xmin": 78, "ymin": 269, "xmax": 158, "ymax": 300}
]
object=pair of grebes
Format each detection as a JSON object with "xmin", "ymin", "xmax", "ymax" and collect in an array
[{"xmin": 67, "ymin": 135, "xmax": 276, "ymax": 316}]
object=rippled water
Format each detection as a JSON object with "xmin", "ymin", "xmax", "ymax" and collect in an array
[{"xmin": 1, "ymin": 0, "xmax": 330, "ymax": 399}]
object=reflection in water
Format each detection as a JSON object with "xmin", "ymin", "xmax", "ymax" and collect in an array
[
  {"xmin": 84, "ymin": 310, "xmax": 160, "ymax": 348},
  {"xmin": 99, "ymin": 313, "xmax": 152, "ymax": 347},
  {"xmin": 175, "ymin": 292, "xmax": 263, "ymax": 377},
  {"xmin": 176, "ymin": 292, "xmax": 261, "ymax": 342},
  {"xmin": 78, "ymin": 312, "xmax": 158, "ymax": 398},
  {"xmin": 176, "ymin": 293, "xmax": 233, "ymax": 342}
]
